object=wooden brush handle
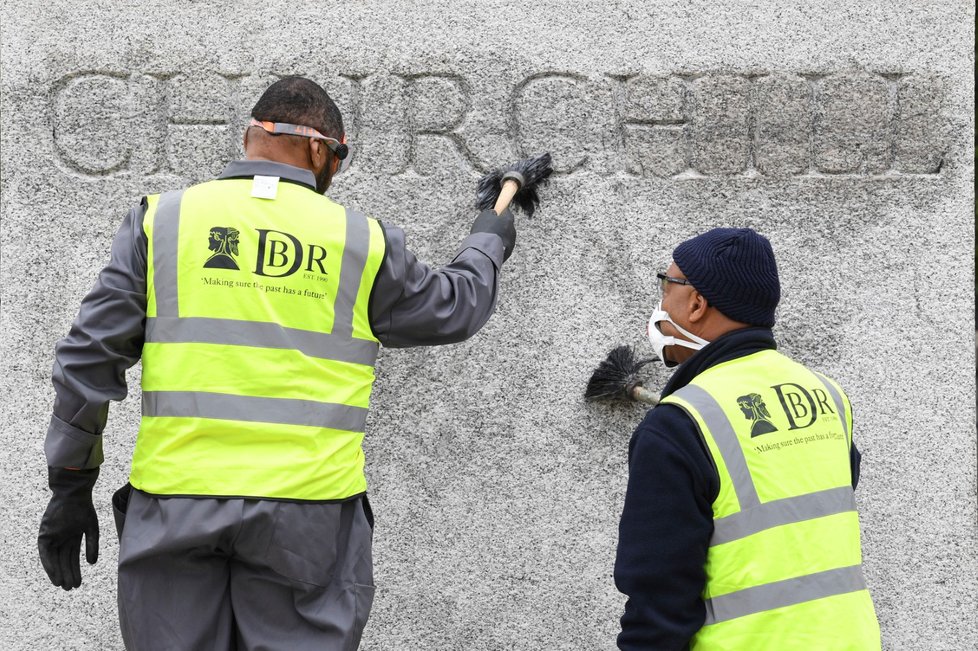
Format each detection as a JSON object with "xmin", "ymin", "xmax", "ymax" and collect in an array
[
  {"xmin": 494, "ymin": 178, "xmax": 521, "ymax": 214},
  {"xmin": 631, "ymin": 386, "xmax": 659, "ymax": 405}
]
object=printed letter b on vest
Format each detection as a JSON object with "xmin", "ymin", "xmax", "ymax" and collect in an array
[{"xmin": 255, "ymin": 229, "xmax": 304, "ymax": 277}]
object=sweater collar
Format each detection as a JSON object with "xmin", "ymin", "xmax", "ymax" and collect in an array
[{"xmin": 660, "ymin": 327, "xmax": 777, "ymax": 399}]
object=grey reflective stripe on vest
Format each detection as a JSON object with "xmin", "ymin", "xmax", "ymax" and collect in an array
[
  {"xmin": 813, "ymin": 371, "xmax": 850, "ymax": 443},
  {"xmin": 143, "ymin": 391, "xmax": 368, "ymax": 432},
  {"xmin": 673, "ymin": 384, "xmax": 760, "ymax": 510},
  {"xmin": 712, "ymin": 485, "xmax": 857, "ymax": 545},
  {"xmin": 331, "ymin": 208, "xmax": 371, "ymax": 338},
  {"xmin": 146, "ymin": 317, "xmax": 379, "ymax": 366},
  {"xmin": 152, "ymin": 190, "xmax": 185, "ymax": 317},
  {"xmin": 702, "ymin": 564, "xmax": 867, "ymax": 626}
]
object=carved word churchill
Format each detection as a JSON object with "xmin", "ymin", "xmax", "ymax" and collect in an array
[{"xmin": 52, "ymin": 70, "xmax": 948, "ymax": 180}]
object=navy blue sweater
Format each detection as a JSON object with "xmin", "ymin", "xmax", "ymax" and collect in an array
[{"xmin": 614, "ymin": 327, "xmax": 861, "ymax": 650}]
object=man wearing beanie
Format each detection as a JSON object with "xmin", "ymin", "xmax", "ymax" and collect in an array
[{"xmin": 614, "ymin": 228, "xmax": 881, "ymax": 650}]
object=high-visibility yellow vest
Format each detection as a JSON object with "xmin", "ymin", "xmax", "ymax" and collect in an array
[
  {"xmin": 129, "ymin": 177, "xmax": 386, "ymax": 500},
  {"xmin": 661, "ymin": 349, "xmax": 881, "ymax": 650}
]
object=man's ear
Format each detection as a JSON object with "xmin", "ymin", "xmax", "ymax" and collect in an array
[
  {"xmin": 687, "ymin": 290, "xmax": 710, "ymax": 323},
  {"xmin": 309, "ymin": 139, "xmax": 327, "ymax": 169}
]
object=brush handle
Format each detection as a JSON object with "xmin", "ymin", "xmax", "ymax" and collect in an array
[
  {"xmin": 630, "ymin": 386, "xmax": 659, "ymax": 405},
  {"xmin": 494, "ymin": 178, "xmax": 522, "ymax": 214}
]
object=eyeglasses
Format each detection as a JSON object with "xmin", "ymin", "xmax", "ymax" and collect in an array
[
  {"xmin": 249, "ymin": 119, "xmax": 352, "ymax": 174},
  {"xmin": 656, "ymin": 271, "xmax": 694, "ymax": 293}
]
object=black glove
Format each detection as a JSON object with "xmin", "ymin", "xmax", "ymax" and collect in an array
[
  {"xmin": 38, "ymin": 466, "xmax": 100, "ymax": 590},
  {"xmin": 470, "ymin": 208, "xmax": 517, "ymax": 262}
]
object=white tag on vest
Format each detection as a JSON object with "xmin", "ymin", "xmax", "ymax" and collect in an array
[{"xmin": 251, "ymin": 175, "xmax": 279, "ymax": 200}]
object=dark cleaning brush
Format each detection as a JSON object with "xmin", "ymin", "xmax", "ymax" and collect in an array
[
  {"xmin": 476, "ymin": 152, "xmax": 553, "ymax": 216},
  {"xmin": 585, "ymin": 345, "xmax": 659, "ymax": 405}
]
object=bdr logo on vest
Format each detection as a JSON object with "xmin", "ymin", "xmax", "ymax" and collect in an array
[
  {"xmin": 771, "ymin": 383, "xmax": 837, "ymax": 430},
  {"xmin": 203, "ymin": 227, "xmax": 328, "ymax": 279},
  {"xmin": 254, "ymin": 229, "xmax": 328, "ymax": 278},
  {"xmin": 738, "ymin": 384, "xmax": 839, "ymax": 437}
]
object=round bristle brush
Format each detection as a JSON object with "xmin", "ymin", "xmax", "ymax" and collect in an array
[
  {"xmin": 585, "ymin": 345, "xmax": 659, "ymax": 405},
  {"xmin": 476, "ymin": 152, "xmax": 553, "ymax": 216}
]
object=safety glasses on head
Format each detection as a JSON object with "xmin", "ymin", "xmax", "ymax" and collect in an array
[{"xmin": 249, "ymin": 118, "xmax": 352, "ymax": 174}]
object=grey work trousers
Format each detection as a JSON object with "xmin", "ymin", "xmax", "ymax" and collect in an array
[{"xmin": 114, "ymin": 487, "xmax": 375, "ymax": 651}]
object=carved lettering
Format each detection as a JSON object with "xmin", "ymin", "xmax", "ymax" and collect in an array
[
  {"xmin": 754, "ymin": 74, "xmax": 811, "ymax": 176},
  {"xmin": 691, "ymin": 75, "xmax": 751, "ymax": 176},
  {"xmin": 48, "ymin": 69, "xmax": 950, "ymax": 181},
  {"xmin": 814, "ymin": 73, "xmax": 890, "ymax": 174},
  {"xmin": 893, "ymin": 75, "xmax": 948, "ymax": 174},
  {"xmin": 396, "ymin": 73, "xmax": 480, "ymax": 175},
  {"xmin": 163, "ymin": 72, "xmax": 244, "ymax": 181},
  {"xmin": 335, "ymin": 73, "xmax": 368, "ymax": 168},
  {"xmin": 610, "ymin": 74, "xmax": 688, "ymax": 177},
  {"xmin": 513, "ymin": 73, "xmax": 590, "ymax": 174},
  {"xmin": 52, "ymin": 72, "xmax": 133, "ymax": 175}
]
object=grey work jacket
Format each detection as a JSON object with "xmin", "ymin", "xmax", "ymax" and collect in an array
[{"xmin": 47, "ymin": 160, "xmax": 509, "ymax": 470}]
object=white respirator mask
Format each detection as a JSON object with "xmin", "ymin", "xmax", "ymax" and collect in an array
[{"xmin": 647, "ymin": 301, "xmax": 711, "ymax": 367}]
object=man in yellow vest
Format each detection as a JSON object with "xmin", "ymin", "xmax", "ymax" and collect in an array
[
  {"xmin": 615, "ymin": 228, "xmax": 881, "ymax": 650},
  {"xmin": 37, "ymin": 76, "xmax": 517, "ymax": 650}
]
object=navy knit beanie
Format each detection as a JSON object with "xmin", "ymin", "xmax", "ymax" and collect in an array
[{"xmin": 672, "ymin": 227, "xmax": 780, "ymax": 327}]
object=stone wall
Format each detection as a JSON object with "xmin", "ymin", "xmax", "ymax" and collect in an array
[{"xmin": 1, "ymin": 2, "xmax": 974, "ymax": 649}]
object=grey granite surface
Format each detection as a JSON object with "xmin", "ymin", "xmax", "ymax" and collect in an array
[{"xmin": 1, "ymin": 1, "xmax": 974, "ymax": 649}]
